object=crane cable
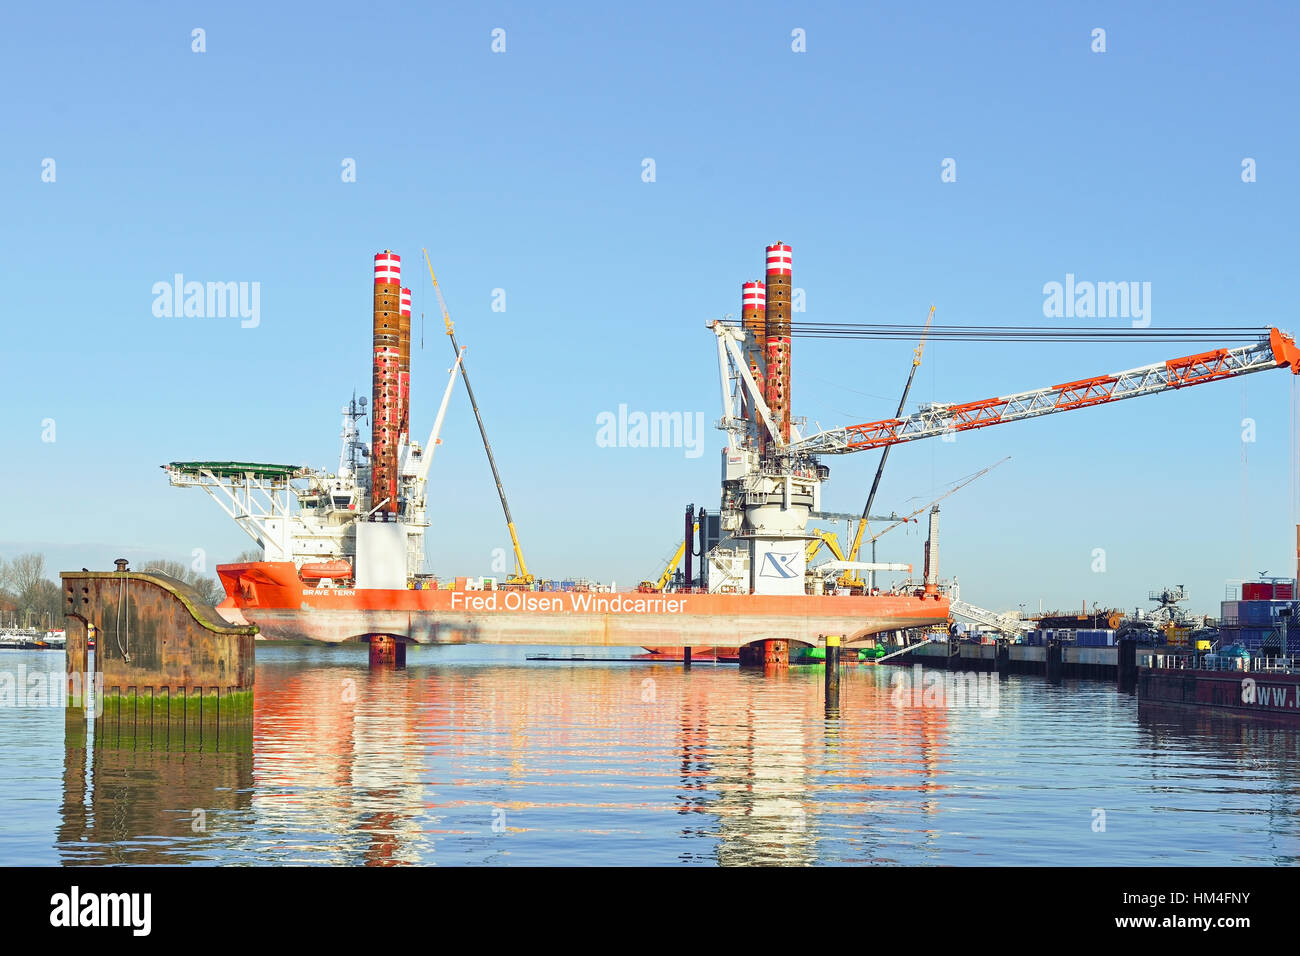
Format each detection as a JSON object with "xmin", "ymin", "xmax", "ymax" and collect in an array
[{"xmin": 721, "ymin": 320, "xmax": 1269, "ymax": 343}]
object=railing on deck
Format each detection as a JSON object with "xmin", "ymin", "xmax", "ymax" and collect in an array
[{"xmin": 1149, "ymin": 653, "xmax": 1299, "ymax": 674}]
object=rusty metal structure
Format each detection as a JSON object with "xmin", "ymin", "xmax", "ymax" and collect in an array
[
  {"xmin": 399, "ymin": 285, "xmax": 412, "ymax": 443},
  {"xmin": 61, "ymin": 562, "xmax": 257, "ymax": 732},
  {"xmin": 762, "ymin": 242, "xmax": 793, "ymax": 443},
  {"xmin": 371, "ymin": 251, "xmax": 403, "ymax": 514}
]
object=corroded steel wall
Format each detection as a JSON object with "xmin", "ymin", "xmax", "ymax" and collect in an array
[{"xmin": 61, "ymin": 570, "xmax": 257, "ymax": 724}]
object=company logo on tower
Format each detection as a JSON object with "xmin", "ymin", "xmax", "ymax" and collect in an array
[{"xmin": 760, "ymin": 551, "xmax": 801, "ymax": 579}]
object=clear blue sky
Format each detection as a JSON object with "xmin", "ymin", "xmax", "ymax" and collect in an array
[{"xmin": 3, "ymin": 1, "xmax": 1298, "ymax": 615}]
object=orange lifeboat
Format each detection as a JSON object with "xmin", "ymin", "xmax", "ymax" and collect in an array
[{"xmin": 299, "ymin": 560, "xmax": 353, "ymax": 582}]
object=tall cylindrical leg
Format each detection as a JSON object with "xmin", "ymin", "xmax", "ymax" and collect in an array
[
  {"xmin": 369, "ymin": 634, "xmax": 402, "ymax": 668},
  {"xmin": 763, "ymin": 639, "xmax": 789, "ymax": 668}
]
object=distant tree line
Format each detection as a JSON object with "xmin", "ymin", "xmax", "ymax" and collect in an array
[
  {"xmin": 136, "ymin": 560, "xmax": 225, "ymax": 605},
  {"xmin": 0, "ymin": 554, "xmax": 62, "ymax": 629},
  {"xmin": 0, "ymin": 551, "xmax": 250, "ymax": 629}
]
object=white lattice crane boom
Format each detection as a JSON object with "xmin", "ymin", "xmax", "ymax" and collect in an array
[{"xmin": 788, "ymin": 329, "xmax": 1300, "ymax": 456}]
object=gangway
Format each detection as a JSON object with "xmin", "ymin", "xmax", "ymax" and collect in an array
[
  {"xmin": 950, "ymin": 599, "xmax": 1030, "ymax": 637},
  {"xmin": 868, "ymin": 639, "xmax": 933, "ymax": 664}
]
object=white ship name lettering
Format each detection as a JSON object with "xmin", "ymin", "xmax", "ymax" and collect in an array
[{"xmin": 450, "ymin": 591, "xmax": 686, "ymax": 614}]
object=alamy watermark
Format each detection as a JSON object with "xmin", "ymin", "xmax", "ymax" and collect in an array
[
  {"xmin": 152, "ymin": 274, "xmax": 260, "ymax": 328},
  {"xmin": 889, "ymin": 663, "xmax": 999, "ymax": 715},
  {"xmin": 596, "ymin": 404, "xmax": 706, "ymax": 459},
  {"xmin": 1042, "ymin": 273, "xmax": 1150, "ymax": 328},
  {"xmin": 0, "ymin": 667, "xmax": 103, "ymax": 717}
]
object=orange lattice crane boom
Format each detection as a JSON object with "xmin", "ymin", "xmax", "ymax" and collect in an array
[{"xmin": 788, "ymin": 329, "xmax": 1300, "ymax": 456}]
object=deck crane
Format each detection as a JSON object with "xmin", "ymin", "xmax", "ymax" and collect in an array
[
  {"xmin": 711, "ymin": 318, "xmax": 1299, "ymax": 596},
  {"xmin": 422, "ymin": 249, "xmax": 533, "ymax": 587},
  {"xmin": 844, "ymin": 305, "xmax": 935, "ymax": 589},
  {"xmin": 711, "ymin": 243, "xmax": 1300, "ymax": 600},
  {"xmin": 785, "ymin": 328, "xmax": 1300, "ymax": 456},
  {"xmin": 808, "ymin": 458, "xmax": 1009, "ymax": 570}
]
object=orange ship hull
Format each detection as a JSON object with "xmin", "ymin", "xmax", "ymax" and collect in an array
[{"xmin": 216, "ymin": 562, "xmax": 949, "ymax": 647}]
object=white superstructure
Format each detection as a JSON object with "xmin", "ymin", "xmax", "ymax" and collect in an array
[{"xmin": 164, "ymin": 356, "xmax": 463, "ymax": 582}]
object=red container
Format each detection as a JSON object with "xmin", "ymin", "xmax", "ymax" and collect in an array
[
  {"xmin": 1242, "ymin": 583, "xmax": 1273, "ymax": 600},
  {"xmin": 1275, "ymin": 583, "xmax": 1295, "ymax": 599}
]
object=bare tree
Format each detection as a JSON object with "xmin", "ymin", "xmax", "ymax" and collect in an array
[
  {"xmin": 140, "ymin": 559, "xmax": 225, "ymax": 606},
  {"xmin": 0, "ymin": 553, "xmax": 61, "ymax": 628},
  {"xmin": 27, "ymin": 579, "xmax": 62, "ymax": 630},
  {"xmin": 7, "ymin": 553, "xmax": 46, "ymax": 597}
]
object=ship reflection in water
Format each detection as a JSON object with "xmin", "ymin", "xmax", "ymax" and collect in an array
[{"xmin": 20, "ymin": 646, "xmax": 1297, "ymax": 865}]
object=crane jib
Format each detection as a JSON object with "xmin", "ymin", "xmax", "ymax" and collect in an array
[{"xmin": 796, "ymin": 328, "xmax": 1300, "ymax": 455}]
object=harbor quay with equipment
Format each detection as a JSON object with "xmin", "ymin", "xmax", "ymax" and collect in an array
[{"xmin": 888, "ymin": 569, "xmax": 1300, "ymax": 722}]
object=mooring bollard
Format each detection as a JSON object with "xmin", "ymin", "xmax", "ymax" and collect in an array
[{"xmin": 825, "ymin": 635, "xmax": 841, "ymax": 712}]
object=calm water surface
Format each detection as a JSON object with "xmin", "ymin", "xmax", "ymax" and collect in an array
[{"xmin": 2, "ymin": 646, "xmax": 1297, "ymax": 865}]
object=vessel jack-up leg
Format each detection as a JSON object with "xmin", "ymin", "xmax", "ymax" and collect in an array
[
  {"xmin": 738, "ymin": 638, "xmax": 790, "ymax": 670},
  {"xmin": 367, "ymin": 635, "xmax": 406, "ymax": 669}
]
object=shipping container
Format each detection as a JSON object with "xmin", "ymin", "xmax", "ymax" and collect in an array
[
  {"xmin": 1239, "ymin": 601, "xmax": 1275, "ymax": 625},
  {"xmin": 1076, "ymin": 630, "xmax": 1116, "ymax": 647},
  {"xmin": 1243, "ymin": 583, "xmax": 1272, "ymax": 600}
]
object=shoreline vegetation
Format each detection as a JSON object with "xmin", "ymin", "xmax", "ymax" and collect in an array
[{"xmin": 0, "ymin": 551, "xmax": 257, "ymax": 630}]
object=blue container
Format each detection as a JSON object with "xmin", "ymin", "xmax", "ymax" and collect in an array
[{"xmin": 1239, "ymin": 601, "xmax": 1274, "ymax": 625}]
